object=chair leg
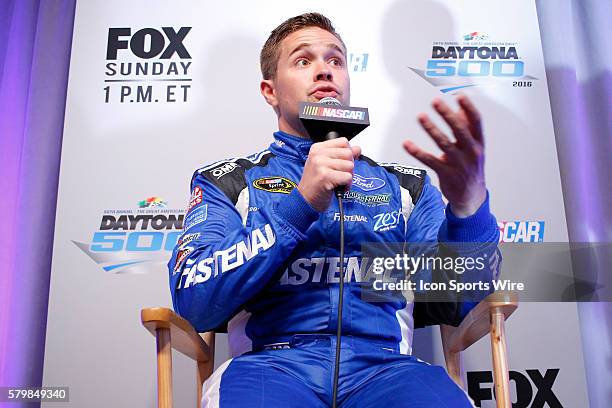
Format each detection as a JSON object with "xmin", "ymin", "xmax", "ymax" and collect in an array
[
  {"xmin": 440, "ymin": 324, "xmax": 465, "ymax": 389},
  {"xmin": 490, "ymin": 309, "xmax": 511, "ymax": 408},
  {"xmin": 156, "ymin": 328, "xmax": 173, "ymax": 408},
  {"xmin": 196, "ymin": 332, "xmax": 215, "ymax": 408}
]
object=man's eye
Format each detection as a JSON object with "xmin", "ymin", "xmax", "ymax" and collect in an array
[
  {"xmin": 296, "ymin": 59, "xmax": 309, "ymax": 67},
  {"xmin": 330, "ymin": 58, "xmax": 343, "ymax": 66}
]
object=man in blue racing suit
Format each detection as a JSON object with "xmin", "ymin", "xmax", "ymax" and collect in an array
[{"xmin": 169, "ymin": 12, "xmax": 500, "ymax": 408}]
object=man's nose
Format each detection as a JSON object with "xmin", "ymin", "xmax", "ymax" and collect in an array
[{"xmin": 315, "ymin": 61, "xmax": 333, "ymax": 81}]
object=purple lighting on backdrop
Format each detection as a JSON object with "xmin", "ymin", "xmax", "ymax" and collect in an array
[
  {"xmin": 537, "ymin": 1, "xmax": 612, "ymax": 407},
  {"xmin": 0, "ymin": 0, "xmax": 40, "ymax": 384},
  {"xmin": 0, "ymin": 0, "xmax": 76, "ymax": 392}
]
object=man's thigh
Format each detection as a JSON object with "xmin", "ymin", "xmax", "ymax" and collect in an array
[
  {"xmin": 201, "ymin": 357, "xmax": 327, "ymax": 408},
  {"xmin": 341, "ymin": 361, "xmax": 474, "ymax": 408}
]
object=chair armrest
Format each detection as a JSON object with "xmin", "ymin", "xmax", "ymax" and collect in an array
[
  {"xmin": 141, "ymin": 307, "xmax": 212, "ymax": 363},
  {"xmin": 444, "ymin": 291, "xmax": 518, "ymax": 354}
]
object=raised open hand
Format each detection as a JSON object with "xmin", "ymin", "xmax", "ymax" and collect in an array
[{"xmin": 403, "ymin": 94, "xmax": 487, "ymax": 217}]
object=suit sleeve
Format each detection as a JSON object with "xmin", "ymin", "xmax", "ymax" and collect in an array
[
  {"xmin": 168, "ymin": 170, "xmax": 319, "ymax": 332},
  {"xmin": 407, "ymin": 175, "xmax": 502, "ymax": 327}
]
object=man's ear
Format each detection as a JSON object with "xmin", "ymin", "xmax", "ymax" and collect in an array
[{"xmin": 260, "ymin": 79, "xmax": 277, "ymax": 108}]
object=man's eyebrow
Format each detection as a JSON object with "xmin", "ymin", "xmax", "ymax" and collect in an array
[{"xmin": 288, "ymin": 42, "xmax": 346, "ymax": 57}]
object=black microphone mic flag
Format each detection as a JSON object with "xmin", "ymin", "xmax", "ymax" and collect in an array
[{"xmin": 299, "ymin": 99, "xmax": 370, "ymax": 143}]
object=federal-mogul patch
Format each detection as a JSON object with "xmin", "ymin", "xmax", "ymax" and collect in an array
[{"xmin": 342, "ymin": 191, "xmax": 391, "ymax": 206}]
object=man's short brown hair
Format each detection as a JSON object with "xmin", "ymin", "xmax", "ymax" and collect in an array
[{"xmin": 260, "ymin": 12, "xmax": 346, "ymax": 80}]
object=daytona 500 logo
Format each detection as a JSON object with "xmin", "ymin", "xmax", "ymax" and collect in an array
[
  {"xmin": 73, "ymin": 201, "xmax": 184, "ymax": 273},
  {"xmin": 409, "ymin": 33, "xmax": 537, "ymax": 93}
]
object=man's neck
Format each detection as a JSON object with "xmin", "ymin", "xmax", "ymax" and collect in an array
[{"xmin": 278, "ymin": 118, "xmax": 310, "ymax": 140}]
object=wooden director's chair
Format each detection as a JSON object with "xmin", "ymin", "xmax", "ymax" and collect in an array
[{"xmin": 141, "ymin": 291, "xmax": 518, "ymax": 408}]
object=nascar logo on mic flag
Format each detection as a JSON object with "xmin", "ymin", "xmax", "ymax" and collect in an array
[
  {"xmin": 302, "ymin": 104, "xmax": 367, "ymax": 120},
  {"xmin": 299, "ymin": 101, "xmax": 370, "ymax": 142}
]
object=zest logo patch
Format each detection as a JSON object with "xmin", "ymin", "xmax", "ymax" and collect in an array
[
  {"xmin": 253, "ymin": 177, "xmax": 297, "ymax": 194},
  {"xmin": 373, "ymin": 210, "xmax": 401, "ymax": 232}
]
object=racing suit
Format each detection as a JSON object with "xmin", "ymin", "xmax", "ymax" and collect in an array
[{"xmin": 169, "ymin": 131, "xmax": 500, "ymax": 407}]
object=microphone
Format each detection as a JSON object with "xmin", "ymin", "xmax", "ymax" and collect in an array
[
  {"xmin": 299, "ymin": 96, "xmax": 370, "ymax": 408},
  {"xmin": 298, "ymin": 98, "xmax": 370, "ymax": 143},
  {"xmin": 299, "ymin": 96, "xmax": 369, "ymax": 193},
  {"xmin": 319, "ymin": 96, "xmax": 342, "ymax": 105},
  {"xmin": 317, "ymin": 97, "xmax": 343, "ymax": 141}
]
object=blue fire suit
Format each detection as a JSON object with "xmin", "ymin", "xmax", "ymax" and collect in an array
[{"xmin": 169, "ymin": 131, "xmax": 500, "ymax": 407}]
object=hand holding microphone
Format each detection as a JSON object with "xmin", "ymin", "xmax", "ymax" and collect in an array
[
  {"xmin": 297, "ymin": 97, "xmax": 369, "ymax": 212},
  {"xmin": 297, "ymin": 137, "xmax": 361, "ymax": 212}
]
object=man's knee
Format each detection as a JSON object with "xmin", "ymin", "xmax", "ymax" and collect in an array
[{"xmin": 342, "ymin": 362, "xmax": 474, "ymax": 408}]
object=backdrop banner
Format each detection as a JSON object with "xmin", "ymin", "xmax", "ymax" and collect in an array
[{"xmin": 43, "ymin": 0, "xmax": 588, "ymax": 406}]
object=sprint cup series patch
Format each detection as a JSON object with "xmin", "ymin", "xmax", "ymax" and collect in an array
[{"xmin": 253, "ymin": 177, "xmax": 297, "ymax": 194}]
